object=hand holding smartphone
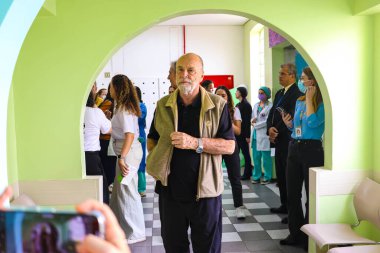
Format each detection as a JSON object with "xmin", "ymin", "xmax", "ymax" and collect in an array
[
  {"xmin": 0, "ymin": 187, "xmax": 130, "ymax": 253},
  {"xmin": 0, "ymin": 208, "xmax": 105, "ymax": 253}
]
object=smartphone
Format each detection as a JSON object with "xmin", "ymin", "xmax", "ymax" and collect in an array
[
  {"xmin": 0, "ymin": 208, "xmax": 105, "ymax": 253},
  {"xmin": 276, "ymin": 107, "xmax": 288, "ymax": 115}
]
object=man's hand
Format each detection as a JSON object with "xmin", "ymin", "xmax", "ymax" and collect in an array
[
  {"xmin": 0, "ymin": 186, "xmax": 12, "ymax": 209},
  {"xmin": 76, "ymin": 200, "xmax": 131, "ymax": 253},
  {"xmin": 118, "ymin": 159, "xmax": 129, "ymax": 177},
  {"xmin": 268, "ymin": 127, "xmax": 278, "ymax": 143},
  {"xmin": 282, "ymin": 113, "xmax": 293, "ymax": 129},
  {"xmin": 251, "ymin": 118, "xmax": 257, "ymax": 125},
  {"xmin": 170, "ymin": 132, "xmax": 197, "ymax": 150}
]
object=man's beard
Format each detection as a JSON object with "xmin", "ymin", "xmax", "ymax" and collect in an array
[{"xmin": 178, "ymin": 83, "xmax": 196, "ymax": 96}]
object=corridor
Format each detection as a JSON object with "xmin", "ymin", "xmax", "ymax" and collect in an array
[{"xmin": 129, "ymin": 172, "xmax": 306, "ymax": 253}]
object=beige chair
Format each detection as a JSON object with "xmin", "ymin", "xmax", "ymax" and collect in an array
[
  {"xmin": 327, "ymin": 245, "xmax": 380, "ymax": 253},
  {"xmin": 301, "ymin": 177, "xmax": 380, "ymax": 251}
]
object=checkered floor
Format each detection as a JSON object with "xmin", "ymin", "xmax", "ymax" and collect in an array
[{"xmin": 129, "ymin": 171, "xmax": 306, "ymax": 253}]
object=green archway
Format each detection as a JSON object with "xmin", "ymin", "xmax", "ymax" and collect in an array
[{"xmin": 5, "ymin": 2, "xmax": 375, "ymax": 236}]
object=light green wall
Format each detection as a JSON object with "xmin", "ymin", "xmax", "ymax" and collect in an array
[
  {"xmin": 271, "ymin": 44, "xmax": 286, "ymax": 96},
  {"xmin": 354, "ymin": 0, "xmax": 380, "ymax": 15},
  {"xmin": 374, "ymin": 14, "xmax": 380, "ymax": 175},
  {"xmin": 7, "ymin": 87, "xmax": 18, "ymax": 184},
  {"xmin": 0, "ymin": 0, "xmax": 45, "ymax": 189}
]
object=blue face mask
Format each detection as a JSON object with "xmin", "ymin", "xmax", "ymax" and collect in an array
[{"xmin": 298, "ymin": 80, "xmax": 307, "ymax": 94}]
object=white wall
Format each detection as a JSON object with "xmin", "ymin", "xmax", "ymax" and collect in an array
[
  {"xmin": 185, "ymin": 26, "xmax": 245, "ymax": 85},
  {"xmin": 95, "ymin": 24, "xmax": 245, "ymax": 130}
]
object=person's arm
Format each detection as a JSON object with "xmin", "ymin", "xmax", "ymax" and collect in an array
[
  {"xmin": 170, "ymin": 132, "xmax": 234, "ymax": 155},
  {"xmin": 233, "ymin": 107, "xmax": 242, "ymax": 136},
  {"xmin": 141, "ymin": 103, "xmax": 147, "ymax": 120},
  {"xmin": 305, "ymin": 86, "xmax": 316, "ymax": 116},
  {"xmin": 118, "ymin": 133, "xmax": 134, "ymax": 176},
  {"xmin": 98, "ymin": 109, "xmax": 112, "ymax": 135},
  {"xmin": 306, "ymin": 103, "xmax": 325, "ymax": 128},
  {"xmin": 76, "ymin": 200, "xmax": 131, "ymax": 253},
  {"xmin": 170, "ymin": 104, "xmax": 235, "ymax": 155},
  {"xmin": 233, "ymin": 120, "xmax": 241, "ymax": 136},
  {"xmin": 117, "ymin": 112, "xmax": 137, "ymax": 176}
]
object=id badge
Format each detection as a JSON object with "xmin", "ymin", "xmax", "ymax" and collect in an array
[
  {"xmin": 295, "ymin": 127, "xmax": 302, "ymax": 137},
  {"xmin": 271, "ymin": 148, "xmax": 275, "ymax": 157}
]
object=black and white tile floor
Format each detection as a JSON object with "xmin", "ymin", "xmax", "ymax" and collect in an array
[{"xmin": 129, "ymin": 171, "xmax": 306, "ymax": 253}]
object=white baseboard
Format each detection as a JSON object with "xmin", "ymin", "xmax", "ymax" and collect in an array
[{"xmin": 11, "ymin": 176, "xmax": 102, "ymax": 207}]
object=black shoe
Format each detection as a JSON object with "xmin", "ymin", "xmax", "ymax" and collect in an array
[
  {"xmin": 240, "ymin": 176, "xmax": 250, "ymax": 180},
  {"xmin": 280, "ymin": 235, "xmax": 301, "ymax": 246},
  {"xmin": 281, "ymin": 217, "xmax": 288, "ymax": 224},
  {"xmin": 270, "ymin": 206, "xmax": 287, "ymax": 214}
]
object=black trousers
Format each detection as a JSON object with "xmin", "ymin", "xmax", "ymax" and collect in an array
[
  {"xmin": 236, "ymin": 135, "xmax": 252, "ymax": 178},
  {"xmin": 85, "ymin": 151, "xmax": 109, "ymax": 204},
  {"xmin": 99, "ymin": 139, "xmax": 116, "ymax": 186},
  {"xmin": 286, "ymin": 139, "xmax": 324, "ymax": 238},
  {"xmin": 274, "ymin": 143, "xmax": 289, "ymax": 208},
  {"xmin": 223, "ymin": 140, "xmax": 243, "ymax": 207},
  {"xmin": 159, "ymin": 190, "xmax": 222, "ymax": 253}
]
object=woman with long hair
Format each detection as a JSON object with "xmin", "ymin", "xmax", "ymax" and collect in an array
[
  {"xmin": 281, "ymin": 67, "xmax": 325, "ymax": 249},
  {"xmin": 109, "ymin": 74, "xmax": 146, "ymax": 244},
  {"xmin": 215, "ymin": 85, "xmax": 246, "ymax": 219}
]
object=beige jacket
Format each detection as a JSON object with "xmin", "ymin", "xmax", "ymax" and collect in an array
[{"xmin": 146, "ymin": 87, "xmax": 228, "ymax": 199}]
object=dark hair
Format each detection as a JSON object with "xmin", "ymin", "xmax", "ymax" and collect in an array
[
  {"xmin": 86, "ymin": 91, "xmax": 95, "ymax": 107},
  {"xmin": 135, "ymin": 86, "xmax": 142, "ymax": 102},
  {"xmin": 281, "ymin": 63, "xmax": 297, "ymax": 80},
  {"xmin": 201, "ymin": 80, "xmax": 213, "ymax": 90},
  {"xmin": 237, "ymin": 86, "xmax": 248, "ymax": 99},
  {"xmin": 104, "ymin": 84, "xmax": 113, "ymax": 101},
  {"xmin": 299, "ymin": 67, "xmax": 323, "ymax": 108},
  {"xmin": 215, "ymin": 85, "xmax": 234, "ymax": 120},
  {"xmin": 111, "ymin": 74, "xmax": 141, "ymax": 117}
]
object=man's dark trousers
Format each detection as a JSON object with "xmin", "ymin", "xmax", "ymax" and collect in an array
[{"xmin": 159, "ymin": 189, "xmax": 222, "ymax": 253}]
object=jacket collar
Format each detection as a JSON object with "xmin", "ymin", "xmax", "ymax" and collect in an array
[{"xmin": 165, "ymin": 86, "xmax": 215, "ymax": 112}]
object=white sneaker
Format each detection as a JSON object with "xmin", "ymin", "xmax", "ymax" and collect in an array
[
  {"xmin": 127, "ymin": 237, "xmax": 146, "ymax": 244},
  {"xmin": 236, "ymin": 206, "xmax": 246, "ymax": 219}
]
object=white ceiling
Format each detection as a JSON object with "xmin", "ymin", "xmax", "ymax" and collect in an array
[{"xmin": 158, "ymin": 14, "xmax": 249, "ymax": 26}]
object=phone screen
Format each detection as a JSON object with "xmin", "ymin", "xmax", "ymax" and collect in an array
[{"xmin": 0, "ymin": 209, "xmax": 103, "ymax": 253}]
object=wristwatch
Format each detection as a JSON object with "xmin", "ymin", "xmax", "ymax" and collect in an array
[{"xmin": 195, "ymin": 138, "xmax": 203, "ymax": 154}]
